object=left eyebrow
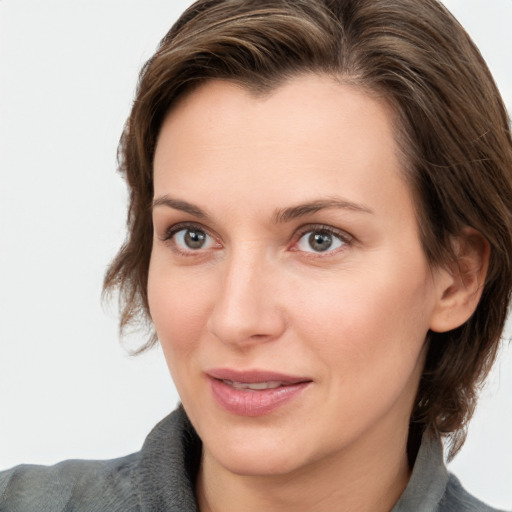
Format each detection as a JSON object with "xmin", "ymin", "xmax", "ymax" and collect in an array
[
  {"xmin": 152, "ymin": 195, "xmax": 207, "ymax": 218},
  {"xmin": 272, "ymin": 198, "xmax": 374, "ymax": 224}
]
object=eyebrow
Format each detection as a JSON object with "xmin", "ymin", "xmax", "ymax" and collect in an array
[
  {"xmin": 272, "ymin": 198, "xmax": 374, "ymax": 223},
  {"xmin": 152, "ymin": 195, "xmax": 373, "ymax": 222},
  {"xmin": 152, "ymin": 196, "xmax": 207, "ymax": 218}
]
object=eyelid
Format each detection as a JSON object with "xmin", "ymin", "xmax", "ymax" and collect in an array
[
  {"xmin": 294, "ymin": 223, "xmax": 353, "ymax": 241},
  {"xmin": 158, "ymin": 221, "xmax": 353, "ymax": 256},
  {"xmin": 160, "ymin": 221, "xmax": 222, "ymax": 256},
  {"xmin": 291, "ymin": 224, "xmax": 354, "ymax": 253},
  {"xmin": 161, "ymin": 221, "xmax": 212, "ymax": 241}
]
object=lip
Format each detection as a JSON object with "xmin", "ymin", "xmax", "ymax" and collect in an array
[
  {"xmin": 207, "ymin": 368, "xmax": 312, "ymax": 417},
  {"xmin": 207, "ymin": 368, "xmax": 309, "ymax": 384}
]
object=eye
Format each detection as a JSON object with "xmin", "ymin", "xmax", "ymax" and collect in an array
[
  {"xmin": 165, "ymin": 225, "xmax": 219, "ymax": 253},
  {"xmin": 295, "ymin": 228, "xmax": 347, "ymax": 253}
]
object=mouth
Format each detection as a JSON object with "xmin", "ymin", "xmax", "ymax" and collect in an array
[
  {"xmin": 206, "ymin": 368, "xmax": 312, "ymax": 416},
  {"xmin": 221, "ymin": 380, "xmax": 287, "ymax": 391}
]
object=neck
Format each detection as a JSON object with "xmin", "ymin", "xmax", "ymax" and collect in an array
[{"xmin": 196, "ymin": 421, "xmax": 411, "ymax": 512}]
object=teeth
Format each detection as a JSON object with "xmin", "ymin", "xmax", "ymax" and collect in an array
[{"xmin": 225, "ymin": 380, "xmax": 282, "ymax": 390}]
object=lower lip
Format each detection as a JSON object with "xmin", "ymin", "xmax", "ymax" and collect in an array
[{"xmin": 209, "ymin": 378, "xmax": 310, "ymax": 417}]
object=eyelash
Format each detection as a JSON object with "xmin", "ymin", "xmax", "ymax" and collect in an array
[
  {"xmin": 161, "ymin": 222, "xmax": 219, "ymax": 257},
  {"xmin": 160, "ymin": 222, "xmax": 353, "ymax": 256},
  {"xmin": 292, "ymin": 224, "xmax": 352, "ymax": 256}
]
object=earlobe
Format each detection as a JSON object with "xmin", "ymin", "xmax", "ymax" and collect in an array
[{"xmin": 429, "ymin": 228, "xmax": 490, "ymax": 333}]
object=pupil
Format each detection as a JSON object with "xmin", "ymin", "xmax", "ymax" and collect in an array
[
  {"xmin": 309, "ymin": 232, "xmax": 332, "ymax": 252},
  {"xmin": 185, "ymin": 230, "xmax": 206, "ymax": 249}
]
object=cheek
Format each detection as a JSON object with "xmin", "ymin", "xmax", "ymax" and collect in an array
[
  {"xmin": 147, "ymin": 258, "xmax": 213, "ymax": 365},
  {"xmin": 292, "ymin": 258, "xmax": 435, "ymax": 380},
  {"xmin": 290, "ymin": 265, "xmax": 434, "ymax": 434}
]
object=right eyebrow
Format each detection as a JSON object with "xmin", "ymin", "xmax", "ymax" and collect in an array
[
  {"xmin": 152, "ymin": 195, "xmax": 207, "ymax": 218},
  {"xmin": 272, "ymin": 197, "xmax": 374, "ymax": 224}
]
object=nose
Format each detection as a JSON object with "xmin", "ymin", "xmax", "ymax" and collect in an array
[{"xmin": 206, "ymin": 245, "xmax": 286, "ymax": 347}]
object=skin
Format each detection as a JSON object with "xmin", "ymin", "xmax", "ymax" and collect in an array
[{"xmin": 148, "ymin": 75, "xmax": 484, "ymax": 512}]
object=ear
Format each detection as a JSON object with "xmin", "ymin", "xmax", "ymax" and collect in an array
[{"xmin": 429, "ymin": 228, "xmax": 490, "ymax": 333}]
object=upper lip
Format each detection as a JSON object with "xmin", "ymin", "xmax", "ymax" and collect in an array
[{"xmin": 206, "ymin": 368, "xmax": 311, "ymax": 384}]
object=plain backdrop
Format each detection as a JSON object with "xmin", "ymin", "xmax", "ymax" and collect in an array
[{"xmin": 0, "ymin": 1, "xmax": 511, "ymax": 509}]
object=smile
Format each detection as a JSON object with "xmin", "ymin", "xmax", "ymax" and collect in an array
[
  {"xmin": 223, "ymin": 380, "xmax": 284, "ymax": 390},
  {"xmin": 207, "ymin": 369, "xmax": 312, "ymax": 416}
]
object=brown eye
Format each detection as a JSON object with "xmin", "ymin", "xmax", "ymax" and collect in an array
[
  {"xmin": 296, "ymin": 229, "xmax": 345, "ymax": 253},
  {"xmin": 173, "ymin": 227, "xmax": 214, "ymax": 251},
  {"xmin": 184, "ymin": 229, "xmax": 207, "ymax": 249},
  {"xmin": 308, "ymin": 232, "xmax": 333, "ymax": 252}
]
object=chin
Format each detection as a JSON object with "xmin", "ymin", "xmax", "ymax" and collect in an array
[
  {"xmin": 198, "ymin": 417, "xmax": 341, "ymax": 479},
  {"xmin": 210, "ymin": 442, "xmax": 309, "ymax": 477}
]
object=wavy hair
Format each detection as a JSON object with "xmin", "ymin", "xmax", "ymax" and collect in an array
[{"xmin": 104, "ymin": 0, "xmax": 512, "ymax": 457}]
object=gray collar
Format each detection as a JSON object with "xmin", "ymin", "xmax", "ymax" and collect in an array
[
  {"xmin": 139, "ymin": 406, "xmax": 200, "ymax": 512},
  {"xmin": 392, "ymin": 432, "xmax": 449, "ymax": 511},
  {"xmin": 139, "ymin": 408, "xmax": 449, "ymax": 512}
]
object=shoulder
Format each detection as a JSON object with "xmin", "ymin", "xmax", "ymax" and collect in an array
[
  {"xmin": 0, "ymin": 452, "xmax": 141, "ymax": 512},
  {"xmin": 438, "ymin": 474, "xmax": 506, "ymax": 512},
  {"xmin": 392, "ymin": 433, "xmax": 506, "ymax": 512},
  {"xmin": 0, "ymin": 407, "xmax": 199, "ymax": 512}
]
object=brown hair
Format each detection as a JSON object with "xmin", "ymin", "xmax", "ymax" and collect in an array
[{"xmin": 104, "ymin": 0, "xmax": 512, "ymax": 456}]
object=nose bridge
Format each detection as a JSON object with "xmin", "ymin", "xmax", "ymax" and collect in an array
[{"xmin": 207, "ymin": 242, "xmax": 285, "ymax": 345}]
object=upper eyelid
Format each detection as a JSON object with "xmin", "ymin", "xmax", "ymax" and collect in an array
[
  {"xmin": 161, "ymin": 221, "xmax": 215, "ymax": 241},
  {"xmin": 294, "ymin": 223, "xmax": 353, "ymax": 242},
  {"xmin": 290, "ymin": 226, "xmax": 353, "ymax": 259},
  {"xmin": 158, "ymin": 221, "xmax": 354, "ymax": 247},
  {"xmin": 161, "ymin": 223, "xmax": 220, "ymax": 256}
]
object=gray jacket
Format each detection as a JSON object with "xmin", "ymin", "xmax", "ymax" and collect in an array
[{"xmin": 0, "ymin": 407, "xmax": 503, "ymax": 511}]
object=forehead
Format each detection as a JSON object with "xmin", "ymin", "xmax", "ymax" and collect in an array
[
  {"xmin": 153, "ymin": 75, "xmax": 414, "ymax": 223},
  {"xmin": 158, "ymin": 75, "xmax": 398, "ymax": 150}
]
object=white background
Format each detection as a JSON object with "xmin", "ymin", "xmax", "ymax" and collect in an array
[{"xmin": 0, "ymin": 1, "xmax": 511, "ymax": 509}]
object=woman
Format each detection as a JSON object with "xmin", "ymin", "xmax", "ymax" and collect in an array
[{"xmin": 1, "ymin": 0, "xmax": 511, "ymax": 510}]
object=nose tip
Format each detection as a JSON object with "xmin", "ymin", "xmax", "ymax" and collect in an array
[{"xmin": 206, "ymin": 258, "xmax": 286, "ymax": 347}]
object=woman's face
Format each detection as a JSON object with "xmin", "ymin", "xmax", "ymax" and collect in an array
[{"xmin": 149, "ymin": 75, "xmax": 444, "ymax": 476}]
